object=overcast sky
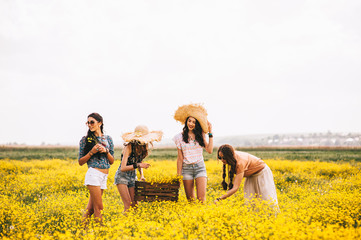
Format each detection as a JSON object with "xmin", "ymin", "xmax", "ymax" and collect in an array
[{"xmin": 1, "ymin": 0, "xmax": 361, "ymax": 146}]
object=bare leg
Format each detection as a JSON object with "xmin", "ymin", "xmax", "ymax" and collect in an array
[
  {"xmin": 129, "ymin": 187, "xmax": 137, "ymax": 208},
  {"xmin": 82, "ymin": 197, "xmax": 94, "ymax": 228},
  {"xmin": 195, "ymin": 177, "xmax": 207, "ymax": 203},
  {"xmin": 116, "ymin": 184, "xmax": 134, "ymax": 213},
  {"xmin": 87, "ymin": 186, "xmax": 104, "ymax": 224},
  {"xmin": 183, "ymin": 180, "xmax": 195, "ymax": 202}
]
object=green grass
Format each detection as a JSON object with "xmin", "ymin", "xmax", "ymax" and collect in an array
[
  {"xmin": 1, "ymin": 146, "xmax": 361, "ymax": 162},
  {"xmin": 234, "ymin": 147, "xmax": 361, "ymax": 162}
]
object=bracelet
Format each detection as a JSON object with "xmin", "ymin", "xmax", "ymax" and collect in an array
[
  {"xmin": 89, "ymin": 152, "xmax": 93, "ymax": 157},
  {"xmin": 208, "ymin": 133, "xmax": 213, "ymax": 138},
  {"xmin": 133, "ymin": 163, "xmax": 138, "ymax": 169}
]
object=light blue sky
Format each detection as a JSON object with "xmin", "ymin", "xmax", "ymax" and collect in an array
[{"xmin": 1, "ymin": 0, "xmax": 361, "ymax": 145}]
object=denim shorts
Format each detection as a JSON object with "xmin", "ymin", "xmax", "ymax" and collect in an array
[
  {"xmin": 84, "ymin": 167, "xmax": 108, "ymax": 190},
  {"xmin": 182, "ymin": 161, "xmax": 207, "ymax": 180},
  {"xmin": 114, "ymin": 166, "xmax": 137, "ymax": 188}
]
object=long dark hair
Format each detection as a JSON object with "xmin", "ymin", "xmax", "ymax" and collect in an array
[
  {"xmin": 218, "ymin": 144, "xmax": 237, "ymax": 190},
  {"xmin": 84, "ymin": 113, "xmax": 104, "ymax": 155},
  {"xmin": 182, "ymin": 116, "xmax": 205, "ymax": 147},
  {"xmin": 124, "ymin": 141, "xmax": 150, "ymax": 161}
]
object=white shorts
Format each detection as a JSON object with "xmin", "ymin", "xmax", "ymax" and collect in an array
[{"xmin": 84, "ymin": 167, "xmax": 108, "ymax": 189}]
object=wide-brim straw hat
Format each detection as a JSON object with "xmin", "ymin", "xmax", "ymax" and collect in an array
[
  {"xmin": 122, "ymin": 125, "xmax": 163, "ymax": 144},
  {"xmin": 174, "ymin": 103, "xmax": 209, "ymax": 133}
]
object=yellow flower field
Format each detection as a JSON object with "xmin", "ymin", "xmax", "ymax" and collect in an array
[{"xmin": 1, "ymin": 158, "xmax": 361, "ymax": 239}]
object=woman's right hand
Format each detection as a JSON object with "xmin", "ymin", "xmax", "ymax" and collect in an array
[{"xmin": 138, "ymin": 162, "xmax": 151, "ymax": 169}]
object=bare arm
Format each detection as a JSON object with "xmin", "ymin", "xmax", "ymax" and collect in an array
[
  {"xmin": 216, "ymin": 172, "xmax": 244, "ymax": 201},
  {"xmin": 138, "ymin": 167, "xmax": 145, "ymax": 180},
  {"xmin": 120, "ymin": 145, "xmax": 134, "ymax": 172},
  {"xmin": 204, "ymin": 134, "xmax": 214, "ymax": 154},
  {"xmin": 97, "ymin": 143, "xmax": 115, "ymax": 165},
  {"xmin": 203, "ymin": 121, "xmax": 213, "ymax": 154},
  {"xmin": 78, "ymin": 144, "xmax": 102, "ymax": 166},
  {"xmin": 120, "ymin": 145, "xmax": 151, "ymax": 172},
  {"xmin": 176, "ymin": 148, "xmax": 184, "ymax": 175},
  {"xmin": 106, "ymin": 150, "xmax": 115, "ymax": 165}
]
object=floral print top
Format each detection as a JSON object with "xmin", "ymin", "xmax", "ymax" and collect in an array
[{"xmin": 78, "ymin": 135, "xmax": 114, "ymax": 169}]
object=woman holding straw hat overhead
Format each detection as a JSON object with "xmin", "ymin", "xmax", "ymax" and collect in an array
[
  {"xmin": 114, "ymin": 125, "xmax": 163, "ymax": 213},
  {"xmin": 173, "ymin": 103, "xmax": 213, "ymax": 203}
]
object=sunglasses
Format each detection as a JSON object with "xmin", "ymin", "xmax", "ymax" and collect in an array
[
  {"xmin": 218, "ymin": 156, "xmax": 225, "ymax": 160},
  {"xmin": 86, "ymin": 120, "xmax": 96, "ymax": 125}
]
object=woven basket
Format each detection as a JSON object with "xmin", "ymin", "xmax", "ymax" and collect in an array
[{"xmin": 134, "ymin": 180, "xmax": 180, "ymax": 202}]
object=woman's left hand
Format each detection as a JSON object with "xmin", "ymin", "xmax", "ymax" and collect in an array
[
  {"xmin": 207, "ymin": 121, "xmax": 212, "ymax": 133},
  {"xmin": 139, "ymin": 162, "xmax": 151, "ymax": 169},
  {"xmin": 97, "ymin": 144, "xmax": 107, "ymax": 153},
  {"xmin": 140, "ymin": 176, "xmax": 146, "ymax": 181}
]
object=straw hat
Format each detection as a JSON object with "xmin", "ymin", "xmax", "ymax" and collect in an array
[
  {"xmin": 174, "ymin": 103, "xmax": 209, "ymax": 133},
  {"xmin": 122, "ymin": 125, "xmax": 163, "ymax": 144}
]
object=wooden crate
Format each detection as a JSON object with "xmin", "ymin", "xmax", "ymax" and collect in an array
[{"xmin": 134, "ymin": 180, "xmax": 180, "ymax": 202}]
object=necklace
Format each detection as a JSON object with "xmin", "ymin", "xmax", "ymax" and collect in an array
[{"xmin": 189, "ymin": 135, "xmax": 195, "ymax": 142}]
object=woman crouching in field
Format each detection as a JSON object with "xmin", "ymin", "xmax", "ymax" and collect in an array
[
  {"xmin": 214, "ymin": 144, "xmax": 279, "ymax": 211},
  {"xmin": 78, "ymin": 113, "xmax": 114, "ymax": 226},
  {"xmin": 114, "ymin": 125, "xmax": 163, "ymax": 213}
]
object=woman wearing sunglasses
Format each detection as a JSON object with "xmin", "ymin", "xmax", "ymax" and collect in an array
[
  {"xmin": 78, "ymin": 113, "xmax": 114, "ymax": 226},
  {"xmin": 215, "ymin": 144, "xmax": 279, "ymax": 210}
]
